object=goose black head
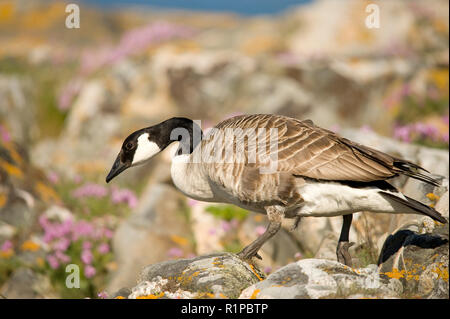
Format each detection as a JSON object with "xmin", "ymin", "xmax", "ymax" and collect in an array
[{"xmin": 106, "ymin": 117, "xmax": 202, "ymax": 183}]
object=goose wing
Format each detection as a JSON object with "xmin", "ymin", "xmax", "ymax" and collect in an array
[{"xmin": 211, "ymin": 114, "xmax": 437, "ymax": 185}]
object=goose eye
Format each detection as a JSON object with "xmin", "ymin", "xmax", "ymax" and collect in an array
[{"xmin": 125, "ymin": 142, "xmax": 134, "ymax": 150}]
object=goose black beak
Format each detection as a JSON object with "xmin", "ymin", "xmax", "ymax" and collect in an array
[{"xmin": 106, "ymin": 154, "xmax": 129, "ymax": 183}]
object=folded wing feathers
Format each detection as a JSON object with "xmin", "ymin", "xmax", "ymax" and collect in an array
[{"xmin": 213, "ymin": 114, "xmax": 440, "ymax": 186}]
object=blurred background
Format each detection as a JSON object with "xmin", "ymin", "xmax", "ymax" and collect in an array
[{"xmin": 0, "ymin": 0, "xmax": 448, "ymax": 298}]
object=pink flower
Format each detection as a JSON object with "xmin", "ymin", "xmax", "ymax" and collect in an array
[
  {"xmin": 110, "ymin": 187, "xmax": 138, "ymax": 208},
  {"xmin": 47, "ymin": 254, "xmax": 60, "ymax": 269},
  {"xmin": 79, "ymin": 21, "xmax": 194, "ymax": 75},
  {"xmin": 167, "ymin": 247, "xmax": 183, "ymax": 258},
  {"xmin": 1, "ymin": 240, "xmax": 13, "ymax": 252},
  {"xmin": 53, "ymin": 237, "xmax": 71, "ymax": 251},
  {"xmin": 55, "ymin": 251, "xmax": 71, "ymax": 264},
  {"xmin": 294, "ymin": 252, "xmax": 302, "ymax": 260},
  {"xmin": 81, "ymin": 249, "xmax": 93, "ymax": 264},
  {"xmin": 0, "ymin": 125, "xmax": 11, "ymax": 143},
  {"xmin": 72, "ymin": 183, "xmax": 108, "ymax": 199},
  {"xmin": 187, "ymin": 198, "xmax": 198, "ymax": 207},
  {"xmin": 47, "ymin": 171, "xmax": 60, "ymax": 184},
  {"xmin": 255, "ymin": 226, "xmax": 266, "ymax": 236},
  {"xmin": 82, "ymin": 241, "xmax": 92, "ymax": 251},
  {"xmin": 58, "ymin": 78, "xmax": 83, "ymax": 110},
  {"xmin": 84, "ymin": 265, "xmax": 96, "ymax": 278},
  {"xmin": 360, "ymin": 125, "xmax": 373, "ymax": 133},
  {"xmin": 97, "ymin": 291, "xmax": 108, "ymax": 299},
  {"xmin": 102, "ymin": 228, "xmax": 114, "ymax": 239},
  {"xmin": 97, "ymin": 243, "xmax": 110, "ymax": 254},
  {"xmin": 264, "ymin": 266, "xmax": 272, "ymax": 274},
  {"xmin": 394, "ymin": 125, "xmax": 412, "ymax": 143},
  {"xmin": 72, "ymin": 220, "xmax": 94, "ymax": 240},
  {"xmin": 329, "ymin": 124, "xmax": 340, "ymax": 133},
  {"xmin": 221, "ymin": 221, "xmax": 231, "ymax": 232}
]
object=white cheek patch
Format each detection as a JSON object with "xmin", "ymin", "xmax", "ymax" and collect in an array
[{"xmin": 132, "ymin": 133, "xmax": 161, "ymax": 166}]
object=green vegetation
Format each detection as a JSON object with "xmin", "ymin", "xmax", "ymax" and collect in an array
[{"xmin": 205, "ymin": 205, "xmax": 249, "ymax": 221}]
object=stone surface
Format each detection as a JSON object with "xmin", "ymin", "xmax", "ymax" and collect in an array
[
  {"xmin": 126, "ymin": 252, "xmax": 264, "ymax": 299},
  {"xmin": 0, "ymin": 268, "xmax": 59, "ymax": 299},
  {"xmin": 378, "ymin": 224, "xmax": 449, "ymax": 299},
  {"xmin": 239, "ymin": 259, "xmax": 396, "ymax": 299},
  {"xmin": 106, "ymin": 183, "xmax": 195, "ymax": 294}
]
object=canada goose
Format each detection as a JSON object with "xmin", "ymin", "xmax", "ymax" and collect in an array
[{"xmin": 106, "ymin": 114, "xmax": 447, "ymax": 266}]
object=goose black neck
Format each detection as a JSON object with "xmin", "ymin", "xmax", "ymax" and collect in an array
[{"xmin": 149, "ymin": 117, "xmax": 203, "ymax": 155}]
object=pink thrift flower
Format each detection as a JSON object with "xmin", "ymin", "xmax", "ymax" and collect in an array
[
  {"xmin": 72, "ymin": 220, "xmax": 94, "ymax": 239},
  {"xmin": 167, "ymin": 247, "xmax": 183, "ymax": 258},
  {"xmin": 82, "ymin": 241, "xmax": 93, "ymax": 251},
  {"xmin": 0, "ymin": 125, "xmax": 11, "ymax": 143},
  {"xmin": 55, "ymin": 251, "xmax": 71, "ymax": 263},
  {"xmin": 102, "ymin": 228, "xmax": 114, "ymax": 239},
  {"xmin": 110, "ymin": 187, "xmax": 138, "ymax": 209},
  {"xmin": 1, "ymin": 240, "xmax": 13, "ymax": 252},
  {"xmin": 47, "ymin": 255, "xmax": 60, "ymax": 269},
  {"xmin": 255, "ymin": 226, "xmax": 266, "ymax": 236},
  {"xmin": 264, "ymin": 266, "xmax": 272, "ymax": 274},
  {"xmin": 294, "ymin": 252, "xmax": 302, "ymax": 260},
  {"xmin": 97, "ymin": 291, "xmax": 108, "ymax": 299},
  {"xmin": 97, "ymin": 243, "xmax": 110, "ymax": 254},
  {"xmin": 394, "ymin": 125, "xmax": 412, "ymax": 143},
  {"xmin": 329, "ymin": 124, "xmax": 340, "ymax": 133},
  {"xmin": 221, "ymin": 221, "xmax": 231, "ymax": 232},
  {"xmin": 47, "ymin": 171, "xmax": 60, "ymax": 184},
  {"xmin": 81, "ymin": 249, "xmax": 94, "ymax": 264},
  {"xmin": 84, "ymin": 265, "xmax": 96, "ymax": 278},
  {"xmin": 187, "ymin": 198, "xmax": 198, "ymax": 207},
  {"xmin": 72, "ymin": 183, "xmax": 108, "ymax": 199},
  {"xmin": 53, "ymin": 237, "xmax": 71, "ymax": 251},
  {"xmin": 58, "ymin": 78, "xmax": 82, "ymax": 110}
]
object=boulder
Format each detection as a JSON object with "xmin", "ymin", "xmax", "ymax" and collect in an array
[
  {"xmin": 0, "ymin": 268, "xmax": 59, "ymax": 299},
  {"xmin": 239, "ymin": 259, "xmax": 396, "ymax": 299},
  {"xmin": 106, "ymin": 183, "xmax": 195, "ymax": 294},
  {"xmin": 378, "ymin": 224, "xmax": 449, "ymax": 299},
  {"xmin": 124, "ymin": 252, "xmax": 264, "ymax": 299}
]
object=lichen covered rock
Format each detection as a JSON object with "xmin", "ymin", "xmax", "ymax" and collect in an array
[
  {"xmin": 378, "ymin": 223, "xmax": 449, "ymax": 299},
  {"xmin": 124, "ymin": 252, "xmax": 264, "ymax": 299},
  {"xmin": 239, "ymin": 259, "xmax": 396, "ymax": 299}
]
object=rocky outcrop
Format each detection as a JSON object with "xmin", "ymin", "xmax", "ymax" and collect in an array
[
  {"xmin": 118, "ymin": 199, "xmax": 448, "ymax": 299},
  {"xmin": 378, "ymin": 224, "xmax": 449, "ymax": 299},
  {"xmin": 239, "ymin": 260, "xmax": 396, "ymax": 299},
  {"xmin": 0, "ymin": 268, "xmax": 59, "ymax": 299},
  {"xmin": 121, "ymin": 253, "xmax": 264, "ymax": 299},
  {"xmin": 107, "ymin": 183, "xmax": 195, "ymax": 293}
]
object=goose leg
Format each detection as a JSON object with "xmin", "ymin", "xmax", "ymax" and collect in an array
[
  {"xmin": 336, "ymin": 214, "xmax": 354, "ymax": 267},
  {"xmin": 238, "ymin": 207, "xmax": 282, "ymax": 261}
]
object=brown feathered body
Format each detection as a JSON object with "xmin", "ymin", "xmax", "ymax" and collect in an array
[{"xmin": 170, "ymin": 114, "xmax": 445, "ymax": 223}]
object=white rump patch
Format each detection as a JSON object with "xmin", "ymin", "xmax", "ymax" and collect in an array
[
  {"xmin": 297, "ymin": 182, "xmax": 409, "ymax": 217},
  {"xmin": 132, "ymin": 133, "xmax": 161, "ymax": 166}
]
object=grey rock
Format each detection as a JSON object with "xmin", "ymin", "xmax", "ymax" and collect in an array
[
  {"xmin": 0, "ymin": 75, "xmax": 36, "ymax": 145},
  {"xmin": 127, "ymin": 252, "xmax": 264, "ymax": 299},
  {"xmin": 107, "ymin": 183, "xmax": 195, "ymax": 294},
  {"xmin": 378, "ymin": 224, "xmax": 449, "ymax": 299},
  {"xmin": 0, "ymin": 268, "xmax": 58, "ymax": 299},
  {"xmin": 239, "ymin": 259, "xmax": 396, "ymax": 299}
]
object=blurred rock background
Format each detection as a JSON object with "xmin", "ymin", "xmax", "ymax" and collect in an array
[{"xmin": 0, "ymin": 0, "xmax": 448, "ymax": 298}]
